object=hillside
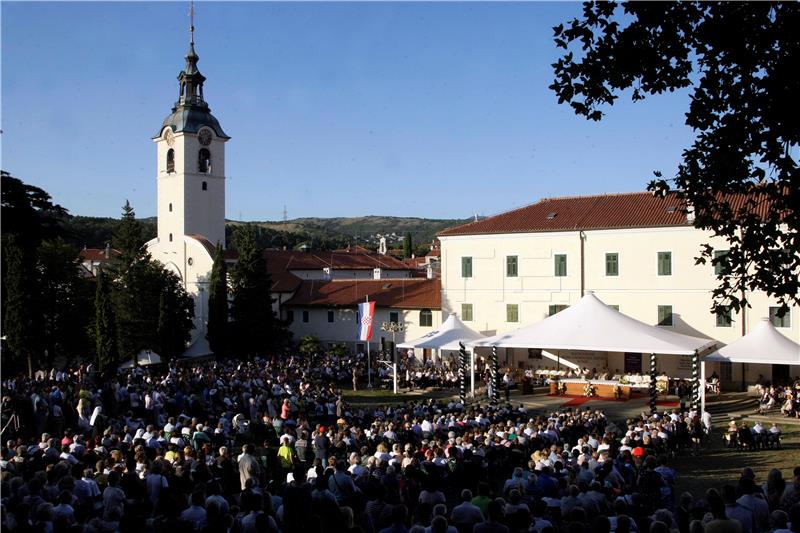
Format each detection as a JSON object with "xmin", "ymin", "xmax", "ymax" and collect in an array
[{"xmin": 64, "ymin": 215, "xmax": 470, "ymax": 253}]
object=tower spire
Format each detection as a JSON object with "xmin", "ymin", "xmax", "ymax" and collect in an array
[{"xmin": 189, "ymin": 0, "xmax": 195, "ymax": 45}]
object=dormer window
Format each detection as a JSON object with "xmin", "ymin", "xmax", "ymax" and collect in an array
[
  {"xmin": 166, "ymin": 149, "xmax": 175, "ymax": 173},
  {"xmin": 198, "ymin": 148, "xmax": 211, "ymax": 174}
]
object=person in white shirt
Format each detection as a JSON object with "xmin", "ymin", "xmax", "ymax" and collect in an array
[{"xmin": 450, "ymin": 490, "xmax": 483, "ymax": 530}]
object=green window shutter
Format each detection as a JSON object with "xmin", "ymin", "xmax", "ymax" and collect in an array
[
  {"xmin": 608, "ymin": 304, "xmax": 620, "ymax": 311},
  {"xmin": 389, "ymin": 311, "xmax": 399, "ymax": 323},
  {"xmin": 714, "ymin": 250, "xmax": 730, "ymax": 275},
  {"xmin": 658, "ymin": 252, "xmax": 672, "ymax": 276},
  {"xmin": 657, "ymin": 305, "xmax": 673, "ymax": 326},
  {"xmin": 461, "ymin": 257, "xmax": 473, "ymax": 278},
  {"xmin": 770, "ymin": 307, "xmax": 791, "ymax": 328},
  {"xmin": 716, "ymin": 307, "xmax": 732, "ymax": 327},
  {"xmin": 605, "ymin": 253, "xmax": 618, "ymax": 276},
  {"xmin": 554, "ymin": 254, "xmax": 567, "ymax": 277},
  {"xmin": 506, "ymin": 304, "xmax": 519, "ymax": 323},
  {"xmin": 461, "ymin": 304, "xmax": 473, "ymax": 321},
  {"xmin": 548, "ymin": 304, "xmax": 568, "ymax": 316},
  {"xmin": 506, "ymin": 256, "xmax": 518, "ymax": 277}
]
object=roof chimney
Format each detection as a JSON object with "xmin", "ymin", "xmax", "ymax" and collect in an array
[
  {"xmin": 104, "ymin": 243, "xmax": 111, "ymax": 259},
  {"xmin": 426, "ymin": 263, "xmax": 434, "ymax": 279},
  {"xmin": 686, "ymin": 202, "xmax": 695, "ymax": 224}
]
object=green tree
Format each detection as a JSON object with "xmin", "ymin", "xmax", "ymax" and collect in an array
[
  {"xmin": 206, "ymin": 243, "xmax": 228, "ymax": 356},
  {"xmin": 403, "ymin": 232, "xmax": 413, "ymax": 259},
  {"xmin": 37, "ymin": 238, "xmax": 93, "ymax": 360},
  {"xmin": 550, "ymin": 2, "xmax": 799, "ymax": 314},
  {"xmin": 2, "ymin": 235, "xmax": 42, "ymax": 376},
  {"xmin": 298, "ymin": 334, "xmax": 322, "ymax": 356},
  {"xmin": 156, "ymin": 270, "xmax": 194, "ymax": 361},
  {"xmin": 94, "ymin": 270, "xmax": 118, "ymax": 371},
  {"xmin": 229, "ymin": 225, "xmax": 276, "ymax": 357}
]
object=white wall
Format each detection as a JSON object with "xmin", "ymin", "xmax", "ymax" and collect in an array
[{"xmin": 285, "ymin": 306, "xmax": 442, "ymax": 350}]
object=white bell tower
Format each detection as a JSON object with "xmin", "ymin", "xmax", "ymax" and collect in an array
[{"xmin": 153, "ymin": 13, "xmax": 229, "ymax": 249}]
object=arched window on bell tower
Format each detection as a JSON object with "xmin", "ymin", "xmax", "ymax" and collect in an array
[
  {"xmin": 198, "ymin": 148, "xmax": 211, "ymax": 174},
  {"xmin": 166, "ymin": 149, "xmax": 175, "ymax": 173}
]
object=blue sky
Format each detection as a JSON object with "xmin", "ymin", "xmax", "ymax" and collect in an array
[{"xmin": 2, "ymin": 2, "xmax": 695, "ymax": 221}]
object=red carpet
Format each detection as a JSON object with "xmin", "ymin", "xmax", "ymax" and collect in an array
[
  {"xmin": 562, "ymin": 397, "xmax": 593, "ymax": 407},
  {"xmin": 547, "ymin": 393, "xmax": 627, "ymax": 406}
]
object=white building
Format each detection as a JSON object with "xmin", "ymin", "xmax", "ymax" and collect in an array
[
  {"xmin": 437, "ymin": 192, "xmax": 799, "ymax": 388},
  {"xmin": 146, "ymin": 30, "xmax": 226, "ymax": 347}
]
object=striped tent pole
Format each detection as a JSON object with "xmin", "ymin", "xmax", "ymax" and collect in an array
[
  {"xmin": 649, "ymin": 352, "xmax": 657, "ymax": 415},
  {"xmin": 491, "ymin": 346, "xmax": 499, "ymax": 404},
  {"xmin": 691, "ymin": 351, "xmax": 700, "ymax": 412},
  {"xmin": 459, "ymin": 343, "xmax": 467, "ymax": 404}
]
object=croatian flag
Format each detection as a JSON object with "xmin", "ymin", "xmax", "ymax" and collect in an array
[{"xmin": 357, "ymin": 301, "xmax": 376, "ymax": 341}]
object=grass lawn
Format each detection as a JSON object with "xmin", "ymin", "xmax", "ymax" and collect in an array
[
  {"xmin": 342, "ymin": 387, "xmax": 455, "ymax": 406},
  {"xmin": 673, "ymin": 422, "xmax": 800, "ymax": 497}
]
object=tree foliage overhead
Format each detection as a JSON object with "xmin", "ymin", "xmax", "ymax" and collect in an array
[{"xmin": 550, "ymin": 2, "xmax": 799, "ymax": 314}]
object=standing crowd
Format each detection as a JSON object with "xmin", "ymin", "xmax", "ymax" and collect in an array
[{"xmin": 1, "ymin": 354, "xmax": 799, "ymax": 533}]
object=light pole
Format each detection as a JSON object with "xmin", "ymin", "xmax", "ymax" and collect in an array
[{"xmin": 380, "ymin": 321, "xmax": 407, "ymax": 394}]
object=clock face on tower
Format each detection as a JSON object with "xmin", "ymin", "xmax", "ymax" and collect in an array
[
  {"xmin": 164, "ymin": 128, "xmax": 175, "ymax": 146},
  {"xmin": 198, "ymin": 128, "xmax": 213, "ymax": 146}
]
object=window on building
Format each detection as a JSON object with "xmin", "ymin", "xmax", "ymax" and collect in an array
[
  {"xmin": 202, "ymin": 181, "xmax": 208, "ymax": 191},
  {"xmin": 389, "ymin": 311, "xmax": 399, "ymax": 323},
  {"xmin": 166, "ymin": 149, "xmax": 175, "ymax": 173},
  {"xmin": 658, "ymin": 305, "xmax": 674, "ymax": 326},
  {"xmin": 658, "ymin": 252, "xmax": 672, "ymax": 276},
  {"xmin": 198, "ymin": 148, "xmax": 211, "ymax": 173},
  {"xmin": 461, "ymin": 257, "xmax": 473, "ymax": 278},
  {"xmin": 506, "ymin": 304, "xmax": 519, "ymax": 323},
  {"xmin": 554, "ymin": 254, "xmax": 567, "ymax": 277},
  {"xmin": 714, "ymin": 250, "xmax": 731, "ymax": 275},
  {"xmin": 302, "ymin": 310, "xmax": 309, "ymax": 323},
  {"xmin": 286, "ymin": 310, "xmax": 294, "ymax": 323},
  {"xmin": 506, "ymin": 256, "xmax": 518, "ymax": 277},
  {"xmin": 606, "ymin": 253, "xmax": 619, "ymax": 276},
  {"xmin": 461, "ymin": 304, "xmax": 473, "ymax": 321},
  {"xmin": 608, "ymin": 304, "xmax": 620, "ymax": 311},
  {"xmin": 548, "ymin": 305, "xmax": 568, "ymax": 316},
  {"xmin": 770, "ymin": 307, "xmax": 791, "ymax": 328},
  {"xmin": 327, "ymin": 310, "xmax": 334, "ymax": 323},
  {"xmin": 169, "ymin": 233, "xmax": 173, "ymax": 242},
  {"xmin": 168, "ymin": 203, "xmax": 173, "ymax": 212},
  {"xmin": 716, "ymin": 306, "xmax": 733, "ymax": 327},
  {"xmin": 419, "ymin": 309, "xmax": 433, "ymax": 327}
]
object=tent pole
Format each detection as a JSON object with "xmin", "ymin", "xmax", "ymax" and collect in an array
[
  {"xmin": 459, "ymin": 343, "xmax": 467, "ymax": 404},
  {"xmin": 700, "ymin": 359, "xmax": 706, "ymax": 416},
  {"xmin": 649, "ymin": 352, "xmax": 657, "ymax": 415},
  {"xmin": 691, "ymin": 351, "xmax": 700, "ymax": 412},
  {"xmin": 470, "ymin": 350, "xmax": 475, "ymax": 398}
]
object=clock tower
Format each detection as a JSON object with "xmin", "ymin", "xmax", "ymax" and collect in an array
[
  {"xmin": 154, "ymin": 21, "xmax": 229, "ymax": 249},
  {"xmin": 146, "ymin": 13, "xmax": 228, "ymax": 350}
]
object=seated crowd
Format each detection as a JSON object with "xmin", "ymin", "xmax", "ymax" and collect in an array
[{"xmin": 1, "ymin": 354, "xmax": 799, "ymax": 533}]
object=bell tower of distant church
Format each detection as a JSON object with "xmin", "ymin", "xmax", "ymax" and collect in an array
[{"xmin": 146, "ymin": 5, "xmax": 228, "ymax": 348}]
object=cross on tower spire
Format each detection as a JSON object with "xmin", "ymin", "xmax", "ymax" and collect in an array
[{"xmin": 189, "ymin": 0, "xmax": 195, "ymax": 45}]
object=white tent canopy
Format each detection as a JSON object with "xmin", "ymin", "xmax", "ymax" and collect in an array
[
  {"xmin": 469, "ymin": 292, "xmax": 716, "ymax": 356},
  {"xmin": 182, "ymin": 336, "xmax": 213, "ymax": 359},
  {"xmin": 704, "ymin": 317, "xmax": 800, "ymax": 365},
  {"xmin": 397, "ymin": 313, "xmax": 485, "ymax": 351},
  {"xmin": 119, "ymin": 349, "xmax": 162, "ymax": 369}
]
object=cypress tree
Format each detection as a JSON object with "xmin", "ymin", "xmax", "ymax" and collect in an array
[
  {"xmin": 403, "ymin": 232, "xmax": 413, "ymax": 258},
  {"xmin": 94, "ymin": 270, "xmax": 118, "ymax": 371},
  {"xmin": 3, "ymin": 234, "xmax": 41, "ymax": 377},
  {"xmin": 229, "ymin": 225, "xmax": 274, "ymax": 358},
  {"xmin": 207, "ymin": 243, "xmax": 228, "ymax": 356}
]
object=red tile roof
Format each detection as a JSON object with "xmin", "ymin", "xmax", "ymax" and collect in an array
[
  {"xmin": 271, "ymin": 271, "xmax": 303, "ymax": 293},
  {"xmin": 285, "ymin": 278, "xmax": 441, "ymax": 310},
  {"xmin": 438, "ymin": 191, "xmax": 778, "ymax": 236},
  {"xmin": 79, "ymin": 248, "xmax": 119, "ymax": 261}
]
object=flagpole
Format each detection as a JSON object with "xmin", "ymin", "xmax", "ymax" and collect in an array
[{"xmin": 366, "ymin": 295, "xmax": 372, "ymax": 389}]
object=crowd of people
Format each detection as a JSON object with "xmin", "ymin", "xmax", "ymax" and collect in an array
[
  {"xmin": 755, "ymin": 383, "xmax": 800, "ymax": 418},
  {"xmin": 1, "ymin": 353, "xmax": 798, "ymax": 533}
]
